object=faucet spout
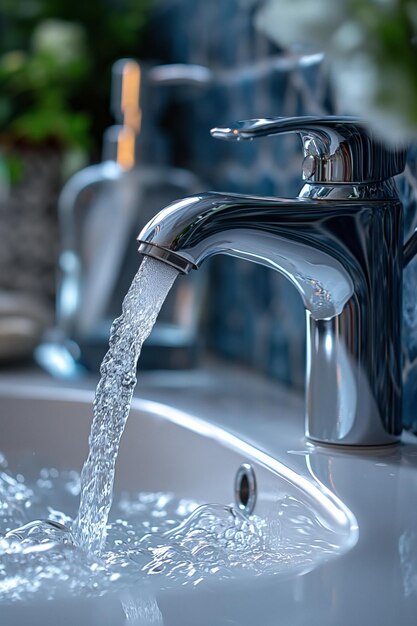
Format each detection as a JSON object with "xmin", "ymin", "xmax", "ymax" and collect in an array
[
  {"xmin": 137, "ymin": 185, "xmax": 403, "ymax": 446},
  {"xmin": 138, "ymin": 191, "xmax": 357, "ymax": 318}
]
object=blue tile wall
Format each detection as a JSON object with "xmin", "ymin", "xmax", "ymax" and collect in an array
[
  {"xmin": 402, "ymin": 146, "xmax": 417, "ymax": 429},
  {"xmin": 148, "ymin": 0, "xmax": 417, "ymax": 429}
]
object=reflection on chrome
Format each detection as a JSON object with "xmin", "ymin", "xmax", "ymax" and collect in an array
[{"xmin": 137, "ymin": 116, "xmax": 416, "ymax": 447}]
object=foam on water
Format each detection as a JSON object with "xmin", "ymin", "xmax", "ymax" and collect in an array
[{"xmin": 72, "ymin": 257, "xmax": 178, "ymax": 554}]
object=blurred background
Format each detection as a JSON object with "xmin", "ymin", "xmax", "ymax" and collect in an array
[{"xmin": 1, "ymin": 0, "xmax": 417, "ymax": 428}]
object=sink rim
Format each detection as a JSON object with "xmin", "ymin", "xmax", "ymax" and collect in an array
[
  {"xmin": 2, "ymin": 370, "xmax": 417, "ymax": 624},
  {"xmin": 0, "ymin": 380, "xmax": 358, "ymax": 550}
]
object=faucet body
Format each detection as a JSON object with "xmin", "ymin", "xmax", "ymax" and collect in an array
[{"xmin": 137, "ymin": 116, "xmax": 411, "ymax": 446}]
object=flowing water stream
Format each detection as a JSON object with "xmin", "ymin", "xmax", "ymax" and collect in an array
[
  {"xmin": 0, "ymin": 256, "xmax": 342, "ymax": 604},
  {"xmin": 72, "ymin": 257, "xmax": 178, "ymax": 554}
]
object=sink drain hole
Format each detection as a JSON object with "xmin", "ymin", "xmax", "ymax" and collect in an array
[{"xmin": 235, "ymin": 463, "xmax": 256, "ymax": 514}]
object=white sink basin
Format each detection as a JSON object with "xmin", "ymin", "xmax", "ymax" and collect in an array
[{"xmin": 0, "ymin": 368, "xmax": 416, "ymax": 625}]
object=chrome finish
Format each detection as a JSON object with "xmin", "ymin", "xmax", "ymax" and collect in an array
[
  {"xmin": 235, "ymin": 463, "xmax": 257, "ymax": 515},
  {"xmin": 138, "ymin": 243, "xmax": 195, "ymax": 274},
  {"xmin": 137, "ymin": 115, "xmax": 413, "ymax": 447},
  {"xmin": 138, "ymin": 187, "xmax": 403, "ymax": 445},
  {"xmin": 299, "ymin": 180, "xmax": 400, "ymax": 201},
  {"xmin": 211, "ymin": 116, "xmax": 407, "ymax": 184}
]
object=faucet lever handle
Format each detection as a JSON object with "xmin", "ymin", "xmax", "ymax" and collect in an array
[{"xmin": 211, "ymin": 115, "xmax": 407, "ymax": 184}]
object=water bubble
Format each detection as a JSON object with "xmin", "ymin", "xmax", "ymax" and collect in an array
[
  {"xmin": 0, "ymin": 257, "xmax": 343, "ymax": 601},
  {"xmin": 122, "ymin": 372, "xmax": 137, "ymax": 389},
  {"xmin": 0, "ymin": 478, "xmax": 339, "ymax": 602}
]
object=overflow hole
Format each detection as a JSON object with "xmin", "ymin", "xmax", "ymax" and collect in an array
[{"xmin": 234, "ymin": 463, "xmax": 256, "ymax": 515}]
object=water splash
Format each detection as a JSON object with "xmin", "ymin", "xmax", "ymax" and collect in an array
[
  {"xmin": 0, "ymin": 462, "xmax": 341, "ymax": 602},
  {"xmin": 0, "ymin": 255, "xmax": 346, "ymax": 603},
  {"xmin": 72, "ymin": 257, "xmax": 178, "ymax": 554}
]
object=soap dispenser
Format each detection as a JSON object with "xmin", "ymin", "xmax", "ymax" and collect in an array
[{"xmin": 36, "ymin": 59, "xmax": 206, "ymax": 378}]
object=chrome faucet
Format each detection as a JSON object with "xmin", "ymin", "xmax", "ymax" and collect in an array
[{"xmin": 137, "ymin": 116, "xmax": 417, "ymax": 447}]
